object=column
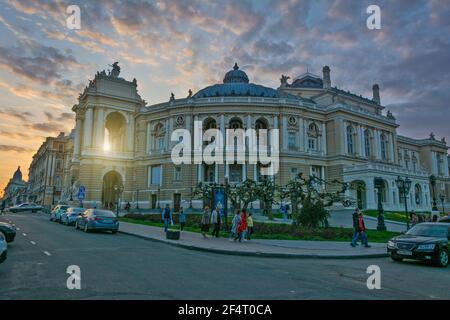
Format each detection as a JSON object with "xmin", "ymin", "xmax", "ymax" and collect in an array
[
  {"xmin": 360, "ymin": 126, "xmax": 366, "ymax": 158},
  {"xmin": 197, "ymin": 164, "xmax": 202, "ymax": 182},
  {"xmin": 355, "ymin": 124, "xmax": 361, "ymax": 156},
  {"xmin": 374, "ymin": 129, "xmax": 381, "ymax": 160},
  {"xmin": 299, "ymin": 117, "xmax": 304, "ymax": 152},
  {"xmin": 389, "ymin": 132, "xmax": 395, "ymax": 163},
  {"xmin": 321, "ymin": 122, "xmax": 327, "ymax": 155},
  {"xmin": 73, "ymin": 116, "xmax": 82, "ymax": 160},
  {"xmin": 83, "ymin": 108, "xmax": 93, "ymax": 149},
  {"xmin": 444, "ymin": 155, "xmax": 449, "ymax": 177},
  {"xmin": 146, "ymin": 122, "xmax": 152, "ymax": 154},
  {"xmin": 273, "ymin": 115, "xmax": 279, "ymax": 153},
  {"xmin": 220, "ymin": 115, "xmax": 228, "ymax": 179},
  {"xmin": 94, "ymin": 108, "xmax": 105, "ymax": 149},
  {"xmin": 365, "ymin": 177, "xmax": 376, "ymax": 209},
  {"xmin": 282, "ymin": 115, "xmax": 288, "ymax": 151},
  {"xmin": 164, "ymin": 118, "xmax": 169, "ymax": 151},
  {"xmin": 215, "ymin": 164, "xmax": 219, "ymax": 183},
  {"xmin": 343, "ymin": 120, "xmax": 348, "ymax": 155},
  {"xmin": 431, "ymin": 151, "xmax": 438, "ymax": 174},
  {"xmin": 127, "ymin": 114, "xmax": 135, "ymax": 152}
]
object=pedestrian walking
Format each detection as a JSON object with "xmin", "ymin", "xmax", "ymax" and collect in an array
[
  {"xmin": 163, "ymin": 204, "xmax": 171, "ymax": 233},
  {"xmin": 235, "ymin": 209, "xmax": 247, "ymax": 242},
  {"xmin": 350, "ymin": 208, "xmax": 371, "ymax": 248},
  {"xmin": 201, "ymin": 206, "xmax": 210, "ymax": 238},
  {"xmin": 229, "ymin": 210, "xmax": 241, "ymax": 241},
  {"xmin": 246, "ymin": 212, "xmax": 254, "ymax": 240},
  {"xmin": 281, "ymin": 204, "xmax": 287, "ymax": 222},
  {"xmin": 179, "ymin": 207, "xmax": 186, "ymax": 231},
  {"xmin": 410, "ymin": 211, "xmax": 418, "ymax": 227},
  {"xmin": 210, "ymin": 205, "xmax": 221, "ymax": 238},
  {"xmin": 124, "ymin": 202, "xmax": 131, "ymax": 212}
]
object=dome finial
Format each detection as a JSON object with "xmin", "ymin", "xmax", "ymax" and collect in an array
[{"xmin": 233, "ymin": 62, "xmax": 239, "ymax": 70}]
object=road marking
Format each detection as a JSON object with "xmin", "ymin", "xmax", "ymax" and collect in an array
[
  {"xmin": 22, "ymin": 233, "xmax": 27, "ymax": 236},
  {"xmin": 43, "ymin": 251, "xmax": 52, "ymax": 256},
  {"xmin": 30, "ymin": 241, "xmax": 36, "ymax": 245},
  {"xmin": 16, "ymin": 227, "xmax": 20, "ymax": 231}
]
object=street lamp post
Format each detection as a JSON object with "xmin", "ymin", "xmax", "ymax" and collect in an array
[
  {"xmin": 157, "ymin": 187, "xmax": 161, "ymax": 209},
  {"xmin": 396, "ymin": 176, "xmax": 412, "ymax": 230},
  {"xmin": 136, "ymin": 189, "xmax": 140, "ymax": 209},
  {"xmin": 439, "ymin": 194, "xmax": 445, "ymax": 214},
  {"xmin": 373, "ymin": 177, "xmax": 387, "ymax": 231},
  {"xmin": 429, "ymin": 175, "xmax": 438, "ymax": 211},
  {"xmin": 113, "ymin": 184, "xmax": 124, "ymax": 217}
]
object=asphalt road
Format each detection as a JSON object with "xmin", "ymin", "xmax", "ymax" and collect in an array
[{"xmin": 0, "ymin": 213, "xmax": 448, "ymax": 300}]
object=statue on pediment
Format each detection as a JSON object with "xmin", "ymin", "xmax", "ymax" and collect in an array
[
  {"xmin": 430, "ymin": 132, "xmax": 435, "ymax": 140},
  {"xmin": 441, "ymin": 137, "xmax": 446, "ymax": 143},
  {"xmin": 280, "ymin": 74, "xmax": 290, "ymax": 87},
  {"xmin": 170, "ymin": 92, "xmax": 175, "ymax": 101},
  {"xmin": 187, "ymin": 89, "xmax": 193, "ymax": 98},
  {"xmin": 386, "ymin": 110, "xmax": 395, "ymax": 120},
  {"xmin": 108, "ymin": 62, "xmax": 121, "ymax": 78}
]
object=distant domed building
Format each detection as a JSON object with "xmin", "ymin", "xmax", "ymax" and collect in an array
[
  {"xmin": 27, "ymin": 62, "xmax": 450, "ymax": 212},
  {"xmin": 2, "ymin": 166, "xmax": 27, "ymax": 206}
]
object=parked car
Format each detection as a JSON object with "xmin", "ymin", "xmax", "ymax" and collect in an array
[
  {"xmin": 387, "ymin": 222, "xmax": 450, "ymax": 267},
  {"xmin": 0, "ymin": 233, "xmax": 7, "ymax": 264},
  {"xmin": 60, "ymin": 207, "xmax": 85, "ymax": 226},
  {"xmin": 75, "ymin": 209, "xmax": 119, "ymax": 234},
  {"xmin": 0, "ymin": 222, "xmax": 16, "ymax": 243},
  {"xmin": 439, "ymin": 216, "xmax": 450, "ymax": 223},
  {"xmin": 8, "ymin": 203, "xmax": 43, "ymax": 213},
  {"xmin": 50, "ymin": 205, "xmax": 70, "ymax": 222}
]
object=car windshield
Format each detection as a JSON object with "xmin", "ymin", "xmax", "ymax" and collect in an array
[
  {"xmin": 406, "ymin": 224, "xmax": 449, "ymax": 238},
  {"xmin": 69, "ymin": 208, "xmax": 84, "ymax": 214},
  {"xmin": 94, "ymin": 210, "xmax": 116, "ymax": 218}
]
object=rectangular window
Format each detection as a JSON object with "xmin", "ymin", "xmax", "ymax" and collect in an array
[
  {"xmin": 174, "ymin": 166, "xmax": 182, "ymax": 181},
  {"xmin": 58, "ymin": 144, "xmax": 64, "ymax": 153},
  {"xmin": 288, "ymin": 132, "xmax": 296, "ymax": 150},
  {"xmin": 149, "ymin": 165, "xmax": 162, "ymax": 186},
  {"xmin": 56, "ymin": 159, "xmax": 62, "ymax": 171},
  {"xmin": 157, "ymin": 137, "xmax": 164, "ymax": 150},
  {"xmin": 290, "ymin": 168, "xmax": 298, "ymax": 179},
  {"xmin": 308, "ymin": 138, "xmax": 316, "ymax": 150},
  {"xmin": 55, "ymin": 176, "xmax": 61, "ymax": 187}
]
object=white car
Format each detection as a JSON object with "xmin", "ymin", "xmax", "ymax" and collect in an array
[
  {"xmin": 0, "ymin": 233, "xmax": 7, "ymax": 264},
  {"xmin": 8, "ymin": 203, "xmax": 43, "ymax": 213}
]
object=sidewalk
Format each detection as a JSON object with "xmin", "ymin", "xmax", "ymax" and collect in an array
[{"xmin": 118, "ymin": 222, "xmax": 388, "ymax": 259}]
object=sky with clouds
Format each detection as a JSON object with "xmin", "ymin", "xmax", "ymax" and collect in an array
[{"xmin": 0, "ymin": 0, "xmax": 449, "ymax": 194}]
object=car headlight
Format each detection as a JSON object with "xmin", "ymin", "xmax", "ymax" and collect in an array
[
  {"xmin": 387, "ymin": 241, "xmax": 396, "ymax": 248},
  {"xmin": 417, "ymin": 244, "xmax": 435, "ymax": 250}
]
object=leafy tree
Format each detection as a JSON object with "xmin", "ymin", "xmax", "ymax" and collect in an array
[
  {"xmin": 297, "ymin": 194, "xmax": 330, "ymax": 228},
  {"xmin": 192, "ymin": 182, "xmax": 213, "ymax": 208},
  {"xmin": 236, "ymin": 179, "xmax": 258, "ymax": 210},
  {"xmin": 256, "ymin": 177, "xmax": 277, "ymax": 220}
]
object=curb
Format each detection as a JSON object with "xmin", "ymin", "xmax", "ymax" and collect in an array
[{"xmin": 118, "ymin": 230, "xmax": 389, "ymax": 260}]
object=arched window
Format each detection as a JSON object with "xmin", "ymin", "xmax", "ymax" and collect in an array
[
  {"xmin": 415, "ymin": 184, "xmax": 422, "ymax": 205},
  {"xmin": 104, "ymin": 112, "xmax": 126, "ymax": 152},
  {"xmin": 346, "ymin": 126, "xmax": 355, "ymax": 154},
  {"xmin": 364, "ymin": 129, "xmax": 371, "ymax": 158},
  {"xmin": 153, "ymin": 123, "xmax": 165, "ymax": 151},
  {"xmin": 380, "ymin": 134, "xmax": 387, "ymax": 160},
  {"xmin": 307, "ymin": 123, "xmax": 318, "ymax": 151}
]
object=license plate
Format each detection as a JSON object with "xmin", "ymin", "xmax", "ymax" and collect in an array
[{"xmin": 397, "ymin": 250, "xmax": 413, "ymax": 256}]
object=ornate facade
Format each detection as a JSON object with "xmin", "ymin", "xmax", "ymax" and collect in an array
[{"xmin": 30, "ymin": 63, "xmax": 450, "ymax": 212}]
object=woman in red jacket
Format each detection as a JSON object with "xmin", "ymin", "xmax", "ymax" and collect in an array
[{"xmin": 237, "ymin": 209, "xmax": 247, "ymax": 242}]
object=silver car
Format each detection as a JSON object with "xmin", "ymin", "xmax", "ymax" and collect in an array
[
  {"xmin": 0, "ymin": 232, "xmax": 7, "ymax": 264},
  {"xmin": 60, "ymin": 207, "xmax": 85, "ymax": 226}
]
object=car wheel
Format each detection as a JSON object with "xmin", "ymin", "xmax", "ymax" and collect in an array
[
  {"xmin": 391, "ymin": 255, "xmax": 403, "ymax": 262},
  {"xmin": 436, "ymin": 249, "xmax": 449, "ymax": 267},
  {"xmin": 111, "ymin": 230, "xmax": 117, "ymax": 234},
  {"xmin": 84, "ymin": 223, "xmax": 89, "ymax": 233}
]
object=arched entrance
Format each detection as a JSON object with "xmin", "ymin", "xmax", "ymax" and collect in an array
[
  {"xmin": 350, "ymin": 180, "xmax": 366, "ymax": 209},
  {"xmin": 102, "ymin": 171, "xmax": 123, "ymax": 209}
]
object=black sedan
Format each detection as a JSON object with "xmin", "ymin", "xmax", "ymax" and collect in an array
[
  {"xmin": 0, "ymin": 222, "xmax": 16, "ymax": 243},
  {"xmin": 387, "ymin": 223, "xmax": 449, "ymax": 267}
]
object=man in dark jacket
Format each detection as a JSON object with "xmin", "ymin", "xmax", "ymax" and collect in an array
[
  {"xmin": 350, "ymin": 208, "xmax": 371, "ymax": 248},
  {"xmin": 163, "ymin": 204, "xmax": 171, "ymax": 232}
]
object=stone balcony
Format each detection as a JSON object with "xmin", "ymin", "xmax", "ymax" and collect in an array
[{"xmin": 343, "ymin": 162, "xmax": 429, "ymax": 178}]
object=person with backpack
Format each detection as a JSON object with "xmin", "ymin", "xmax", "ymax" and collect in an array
[
  {"xmin": 163, "ymin": 204, "xmax": 171, "ymax": 233},
  {"xmin": 350, "ymin": 208, "xmax": 371, "ymax": 248},
  {"xmin": 179, "ymin": 207, "xmax": 186, "ymax": 231}
]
